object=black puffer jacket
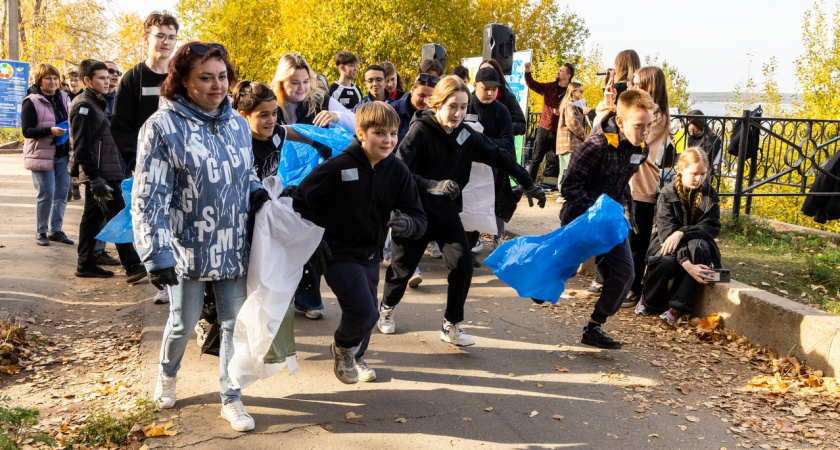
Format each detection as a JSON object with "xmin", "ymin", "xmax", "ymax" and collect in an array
[
  {"xmin": 647, "ymin": 179, "xmax": 721, "ymax": 266},
  {"xmin": 70, "ymin": 88, "xmax": 125, "ymax": 182}
]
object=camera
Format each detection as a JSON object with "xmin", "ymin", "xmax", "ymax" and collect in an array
[{"xmin": 596, "ymin": 68, "xmax": 615, "ymax": 76}]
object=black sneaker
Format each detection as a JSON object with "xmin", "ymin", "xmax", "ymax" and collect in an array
[
  {"xmin": 621, "ymin": 291, "xmax": 640, "ymax": 308},
  {"xmin": 36, "ymin": 233, "xmax": 50, "ymax": 246},
  {"xmin": 471, "ymin": 253, "xmax": 481, "ymax": 268},
  {"xmin": 75, "ymin": 265, "xmax": 114, "ymax": 278},
  {"xmin": 125, "ymin": 266, "xmax": 148, "ymax": 284},
  {"xmin": 581, "ymin": 326, "xmax": 622, "ymax": 349},
  {"xmin": 72, "ymin": 185, "xmax": 81, "ymax": 200},
  {"xmin": 48, "ymin": 231, "xmax": 74, "ymax": 245},
  {"xmin": 531, "ymin": 298, "xmax": 547, "ymax": 305},
  {"xmin": 95, "ymin": 252, "xmax": 121, "ymax": 266},
  {"xmin": 583, "ymin": 282, "xmax": 602, "ymax": 297}
]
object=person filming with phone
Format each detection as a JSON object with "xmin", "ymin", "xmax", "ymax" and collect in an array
[{"xmin": 634, "ymin": 147, "xmax": 723, "ymax": 326}]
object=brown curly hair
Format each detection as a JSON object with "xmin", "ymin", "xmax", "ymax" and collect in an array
[
  {"xmin": 159, "ymin": 42, "xmax": 237, "ymax": 101},
  {"xmin": 675, "ymin": 147, "xmax": 710, "ymax": 225}
]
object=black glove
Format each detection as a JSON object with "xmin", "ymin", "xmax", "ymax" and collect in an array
[
  {"xmin": 249, "ymin": 188, "xmax": 271, "ymax": 213},
  {"xmin": 308, "ymin": 239, "xmax": 333, "ymax": 276},
  {"xmin": 524, "ymin": 185, "xmax": 546, "ymax": 208},
  {"xmin": 427, "ymin": 179, "xmax": 460, "ymax": 200},
  {"xmin": 149, "ymin": 267, "xmax": 179, "ymax": 290},
  {"xmin": 89, "ymin": 177, "xmax": 113, "ymax": 202},
  {"xmin": 279, "ymin": 185, "xmax": 298, "ymax": 198},
  {"xmin": 311, "ymin": 141, "xmax": 333, "ymax": 160},
  {"xmin": 624, "ymin": 203, "xmax": 639, "ymax": 235},
  {"xmin": 387, "ymin": 209, "xmax": 416, "ymax": 238}
]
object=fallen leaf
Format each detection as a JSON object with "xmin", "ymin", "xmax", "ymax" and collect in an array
[
  {"xmin": 536, "ymin": 383, "xmax": 544, "ymax": 388},
  {"xmin": 324, "ymin": 424, "xmax": 333, "ymax": 431},
  {"xmin": 686, "ymin": 416, "xmax": 700, "ymax": 422},
  {"xmin": 791, "ymin": 406, "xmax": 811, "ymax": 417},
  {"xmin": 552, "ymin": 414, "xmax": 563, "ymax": 421},
  {"xmin": 508, "ymin": 372, "xmax": 515, "ymax": 377},
  {"xmin": 529, "ymin": 410, "xmax": 539, "ymax": 417},
  {"xmin": 345, "ymin": 412, "xmax": 362, "ymax": 419},
  {"xmin": 678, "ymin": 425, "xmax": 687, "ymax": 431},
  {"xmin": 394, "ymin": 417, "xmax": 407, "ymax": 423},
  {"xmin": 776, "ymin": 420, "xmax": 797, "ymax": 433},
  {"xmin": 463, "ymin": 417, "xmax": 472, "ymax": 421},
  {"xmin": 484, "ymin": 407, "xmax": 493, "ymax": 412},
  {"xmin": 649, "ymin": 434, "xmax": 659, "ymax": 438},
  {"xmin": 554, "ymin": 366, "xmax": 570, "ymax": 372}
]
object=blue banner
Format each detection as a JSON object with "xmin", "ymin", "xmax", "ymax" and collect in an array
[{"xmin": 0, "ymin": 60, "xmax": 30, "ymax": 129}]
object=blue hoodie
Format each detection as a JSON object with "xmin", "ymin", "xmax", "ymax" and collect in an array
[{"xmin": 132, "ymin": 94, "xmax": 262, "ymax": 280}]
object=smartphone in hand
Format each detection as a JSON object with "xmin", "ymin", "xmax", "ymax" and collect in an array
[{"xmin": 709, "ymin": 269, "xmax": 731, "ymax": 282}]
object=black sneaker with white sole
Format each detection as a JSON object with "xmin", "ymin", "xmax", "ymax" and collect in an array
[{"xmin": 581, "ymin": 326, "xmax": 622, "ymax": 349}]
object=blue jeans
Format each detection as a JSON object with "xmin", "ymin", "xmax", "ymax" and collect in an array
[
  {"xmin": 159, "ymin": 277, "xmax": 246, "ymax": 404},
  {"xmin": 31, "ymin": 156, "xmax": 70, "ymax": 234}
]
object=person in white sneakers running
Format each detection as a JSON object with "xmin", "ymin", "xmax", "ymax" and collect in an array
[
  {"xmin": 291, "ymin": 102, "xmax": 426, "ymax": 383},
  {"xmin": 380, "ymin": 76, "xmax": 544, "ymax": 346}
]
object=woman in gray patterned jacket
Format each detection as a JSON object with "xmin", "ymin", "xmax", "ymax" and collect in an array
[{"xmin": 131, "ymin": 42, "xmax": 268, "ymax": 433}]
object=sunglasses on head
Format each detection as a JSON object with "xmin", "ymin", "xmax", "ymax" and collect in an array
[
  {"xmin": 415, "ymin": 73, "xmax": 440, "ymax": 87},
  {"xmin": 187, "ymin": 43, "xmax": 227, "ymax": 56},
  {"xmin": 107, "ymin": 68, "xmax": 122, "ymax": 76}
]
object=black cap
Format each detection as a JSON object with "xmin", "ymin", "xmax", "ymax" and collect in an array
[{"xmin": 474, "ymin": 67, "xmax": 501, "ymax": 88}]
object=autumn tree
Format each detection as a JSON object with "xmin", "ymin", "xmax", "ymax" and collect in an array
[
  {"xmin": 110, "ymin": 12, "xmax": 147, "ymax": 72},
  {"xmin": 794, "ymin": 1, "xmax": 840, "ymax": 120}
]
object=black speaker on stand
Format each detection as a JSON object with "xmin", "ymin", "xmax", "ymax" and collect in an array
[
  {"xmin": 421, "ymin": 44, "xmax": 447, "ymax": 73},
  {"xmin": 483, "ymin": 24, "xmax": 516, "ymax": 75}
]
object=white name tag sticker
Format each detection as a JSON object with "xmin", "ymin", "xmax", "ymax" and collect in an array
[
  {"xmin": 341, "ymin": 168, "xmax": 359, "ymax": 181},
  {"xmin": 630, "ymin": 154, "xmax": 644, "ymax": 164},
  {"xmin": 456, "ymin": 128, "xmax": 471, "ymax": 146},
  {"xmin": 272, "ymin": 134, "xmax": 282, "ymax": 148},
  {"xmin": 79, "ymin": 107, "xmax": 89, "ymax": 116},
  {"xmin": 464, "ymin": 114, "xmax": 479, "ymax": 122},
  {"xmin": 142, "ymin": 87, "xmax": 161, "ymax": 96},
  {"xmin": 340, "ymin": 98, "xmax": 349, "ymax": 104}
]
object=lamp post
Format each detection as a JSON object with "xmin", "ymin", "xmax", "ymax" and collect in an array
[{"xmin": 8, "ymin": 0, "xmax": 20, "ymax": 60}]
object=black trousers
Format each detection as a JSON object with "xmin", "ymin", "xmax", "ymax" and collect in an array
[
  {"xmin": 628, "ymin": 200, "xmax": 656, "ymax": 295},
  {"xmin": 77, "ymin": 180, "xmax": 141, "ymax": 271},
  {"xmin": 591, "ymin": 238, "xmax": 633, "ymax": 324},
  {"xmin": 324, "ymin": 259, "xmax": 380, "ymax": 358},
  {"xmin": 641, "ymin": 239, "xmax": 715, "ymax": 314},
  {"xmin": 384, "ymin": 219, "xmax": 472, "ymax": 324},
  {"xmin": 528, "ymin": 128, "xmax": 557, "ymax": 181}
]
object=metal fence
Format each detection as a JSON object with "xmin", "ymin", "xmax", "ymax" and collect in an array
[{"xmin": 525, "ymin": 111, "xmax": 840, "ymax": 217}]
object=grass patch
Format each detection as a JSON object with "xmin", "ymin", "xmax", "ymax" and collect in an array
[
  {"xmin": 0, "ymin": 396, "xmax": 55, "ymax": 449},
  {"xmin": 69, "ymin": 398, "xmax": 157, "ymax": 448},
  {"xmin": 719, "ymin": 214, "xmax": 840, "ymax": 314}
]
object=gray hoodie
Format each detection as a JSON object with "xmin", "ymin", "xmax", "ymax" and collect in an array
[{"xmin": 132, "ymin": 94, "xmax": 262, "ymax": 280}]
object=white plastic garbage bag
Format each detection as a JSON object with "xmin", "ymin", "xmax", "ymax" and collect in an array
[
  {"xmin": 228, "ymin": 176, "xmax": 324, "ymax": 390},
  {"xmin": 459, "ymin": 162, "xmax": 498, "ymax": 235}
]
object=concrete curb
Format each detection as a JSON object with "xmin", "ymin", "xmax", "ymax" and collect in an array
[
  {"xmin": 505, "ymin": 223, "xmax": 840, "ymax": 377},
  {"xmin": 696, "ymin": 280, "xmax": 840, "ymax": 376}
]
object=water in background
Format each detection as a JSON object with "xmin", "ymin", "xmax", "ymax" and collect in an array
[{"xmin": 687, "ymin": 92, "xmax": 800, "ymax": 117}]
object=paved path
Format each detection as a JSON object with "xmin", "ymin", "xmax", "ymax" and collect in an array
[{"xmin": 0, "ymin": 154, "xmax": 745, "ymax": 448}]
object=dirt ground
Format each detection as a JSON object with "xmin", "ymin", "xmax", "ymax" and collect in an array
[{"xmin": 2, "ymin": 154, "xmax": 840, "ymax": 449}]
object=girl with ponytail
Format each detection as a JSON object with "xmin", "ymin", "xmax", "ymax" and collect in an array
[{"xmin": 635, "ymin": 147, "xmax": 722, "ymax": 326}]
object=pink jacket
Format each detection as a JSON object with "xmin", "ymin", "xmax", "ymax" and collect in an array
[{"xmin": 22, "ymin": 91, "xmax": 70, "ymax": 171}]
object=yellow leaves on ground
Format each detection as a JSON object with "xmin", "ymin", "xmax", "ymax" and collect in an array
[
  {"xmin": 344, "ymin": 412, "xmax": 362, "ymax": 419},
  {"xmin": 143, "ymin": 421, "xmax": 177, "ymax": 437}
]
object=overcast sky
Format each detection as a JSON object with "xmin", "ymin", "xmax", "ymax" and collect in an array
[{"xmin": 114, "ymin": 0, "xmax": 827, "ymax": 93}]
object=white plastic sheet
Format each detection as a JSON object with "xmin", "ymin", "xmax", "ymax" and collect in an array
[
  {"xmin": 228, "ymin": 176, "xmax": 324, "ymax": 390},
  {"xmin": 459, "ymin": 162, "xmax": 498, "ymax": 235}
]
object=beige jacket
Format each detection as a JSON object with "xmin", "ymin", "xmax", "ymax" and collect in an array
[
  {"xmin": 629, "ymin": 115, "xmax": 668, "ymax": 203},
  {"xmin": 556, "ymin": 103, "xmax": 586, "ymax": 155}
]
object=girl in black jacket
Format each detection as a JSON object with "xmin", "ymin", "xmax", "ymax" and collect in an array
[
  {"xmin": 636, "ymin": 147, "xmax": 722, "ymax": 325},
  {"xmin": 379, "ymin": 76, "xmax": 544, "ymax": 346}
]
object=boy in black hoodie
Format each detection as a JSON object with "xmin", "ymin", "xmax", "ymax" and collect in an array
[{"xmin": 293, "ymin": 102, "xmax": 426, "ymax": 384}]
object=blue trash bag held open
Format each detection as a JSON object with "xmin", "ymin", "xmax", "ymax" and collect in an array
[
  {"xmin": 484, "ymin": 194, "xmax": 630, "ymax": 304},
  {"xmin": 95, "ymin": 177, "xmax": 134, "ymax": 244},
  {"xmin": 277, "ymin": 124, "xmax": 353, "ymax": 186}
]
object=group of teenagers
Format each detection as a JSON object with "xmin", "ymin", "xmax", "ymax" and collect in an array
[{"xmin": 19, "ymin": 8, "xmax": 724, "ymax": 432}]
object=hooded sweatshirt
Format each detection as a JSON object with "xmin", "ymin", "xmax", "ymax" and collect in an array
[
  {"xmin": 396, "ymin": 110, "xmax": 534, "ymax": 226},
  {"xmin": 131, "ymin": 94, "xmax": 262, "ymax": 280}
]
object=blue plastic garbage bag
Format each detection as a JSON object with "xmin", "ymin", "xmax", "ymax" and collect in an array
[
  {"xmin": 277, "ymin": 124, "xmax": 353, "ymax": 186},
  {"xmin": 55, "ymin": 120, "xmax": 69, "ymax": 146},
  {"xmin": 484, "ymin": 194, "xmax": 629, "ymax": 304},
  {"xmin": 95, "ymin": 177, "xmax": 134, "ymax": 244}
]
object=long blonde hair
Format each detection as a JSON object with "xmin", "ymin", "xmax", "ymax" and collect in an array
[
  {"xmin": 270, "ymin": 53, "xmax": 323, "ymax": 123},
  {"xmin": 559, "ymin": 81, "xmax": 582, "ymax": 112},
  {"xmin": 675, "ymin": 147, "xmax": 710, "ymax": 225}
]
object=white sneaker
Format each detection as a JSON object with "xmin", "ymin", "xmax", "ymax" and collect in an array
[
  {"xmin": 492, "ymin": 237, "xmax": 504, "ymax": 248},
  {"xmin": 356, "ymin": 357, "xmax": 376, "ymax": 382},
  {"xmin": 441, "ymin": 320, "xmax": 475, "ymax": 347},
  {"xmin": 425, "ymin": 242, "xmax": 442, "ymax": 258},
  {"xmin": 377, "ymin": 304, "xmax": 395, "ymax": 334},
  {"xmin": 195, "ymin": 319, "xmax": 212, "ymax": 348},
  {"xmin": 154, "ymin": 372, "xmax": 177, "ymax": 409},
  {"xmin": 408, "ymin": 269, "xmax": 423, "ymax": 288},
  {"xmin": 330, "ymin": 342, "xmax": 359, "ymax": 384},
  {"xmin": 471, "ymin": 241, "xmax": 484, "ymax": 254},
  {"xmin": 221, "ymin": 400, "xmax": 255, "ymax": 432},
  {"xmin": 153, "ymin": 288, "xmax": 169, "ymax": 304},
  {"xmin": 304, "ymin": 309, "xmax": 324, "ymax": 320}
]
